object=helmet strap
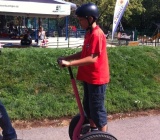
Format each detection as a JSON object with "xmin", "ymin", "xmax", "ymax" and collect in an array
[{"xmin": 86, "ymin": 17, "xmax": 95, "ymax": 33}]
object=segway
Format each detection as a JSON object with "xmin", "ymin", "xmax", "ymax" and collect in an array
[{"xmin": 67, "ymin": 67, "xmax": 117, "ymax": 140}]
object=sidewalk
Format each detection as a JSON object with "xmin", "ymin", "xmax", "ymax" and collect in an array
[
  {"xmin": 0, "ymin": 114, "xmax": 159, "ymax": 140},
  {"xmin": 0, "ymin": 37, "xmax": 116, "ymax": 48}
]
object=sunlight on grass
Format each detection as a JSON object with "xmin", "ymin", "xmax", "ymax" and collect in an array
[{"xmin": 0, "ymin": 47, "xmax": 160, "ymax": 120}]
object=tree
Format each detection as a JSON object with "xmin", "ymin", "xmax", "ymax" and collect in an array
[
  {"xmin": 122, "ymin": 0, "xmax": 145, "ymax": 27},
  {"xmin": 68, "ymin": 0, "xmax": 115, "ymax": 32},
  {"xmin": 140, "ymin": 0, "xmax": 160, "ymax": 34},
  {"xmin": 68, "ymin": 0, "xmax": 145, "ymax": 33}
]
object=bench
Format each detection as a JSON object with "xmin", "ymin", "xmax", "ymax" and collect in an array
[
  {"xmin": 128, "ymin": 41, "xmax": 139, "ymax": 46},
  {"xmin": 117, "ymin": 32, "xmax": 131, "ymax": 46}
]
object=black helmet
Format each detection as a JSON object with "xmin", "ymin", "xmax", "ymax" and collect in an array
[{"xmin": 75, "ymin": 3, "xmax": 99, "ymax": 20}]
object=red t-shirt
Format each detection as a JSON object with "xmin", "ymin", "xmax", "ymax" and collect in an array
[{"xmin": 76, "ymin": 26, "xmax": 110, "ymax": 84}]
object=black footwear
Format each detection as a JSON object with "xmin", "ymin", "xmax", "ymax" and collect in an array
[{"xmin": 2, "ymin": 138, "xmax": 22, "ymax": 140}]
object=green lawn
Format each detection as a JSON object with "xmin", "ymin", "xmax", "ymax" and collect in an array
[{"xmin": 0, "ymin": 46, "xmax": 160, "ymax": 121}]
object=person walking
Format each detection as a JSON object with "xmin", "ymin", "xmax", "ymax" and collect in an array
[
  {"xmin": 38, "ymin": 26, "xmax": 48, "ymax": 47},
  {"xmin": 58, "ymin": 2, "xmax": 110, "ymax": 132},
  {"xmin": 0, "ymin": 102, "xmax": 17, "ymax": 140}
]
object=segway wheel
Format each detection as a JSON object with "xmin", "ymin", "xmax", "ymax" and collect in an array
[
  {"xmin": 80, "ymin": 131, "xmax": 117, "ymax": 140},
  {"xmin": 69, "ymin": 114, "xmax": 90, "ymax": 140}
]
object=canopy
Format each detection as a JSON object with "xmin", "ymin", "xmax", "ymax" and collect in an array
[{"xmin": 0, "ymin": 0, "xmax": 77, "ymax": 18}]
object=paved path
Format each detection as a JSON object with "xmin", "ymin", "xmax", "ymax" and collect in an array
[
  {"xmin": 0, "ymin": 37, "xmax": 116, "ymax": 48},
  {"xmin": 11, "ymin": 114, "xmax": 160, "ymax": 140}
]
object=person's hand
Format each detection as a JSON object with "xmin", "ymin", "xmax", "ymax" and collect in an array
[
  {"xmin": 58, "ymin": 59, "xmax": 71, "ymax": 68},
  {"xmin": 60, "ymin": 60, "xmax": 71, "ymax": 67},
  {"xmin": 57, "ymin": 57, "xmax": 65, "ymax": 67},
  {"xmin": 57, "ymin": 56, "xmax": 65, "ymax": 62}
]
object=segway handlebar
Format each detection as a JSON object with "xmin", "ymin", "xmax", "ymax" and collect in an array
[
  {"xmin": 57, "ymin": 59, "xmax": 74, "ymax": 79},
  {"xmin": 68, "ymin": 67, "xmax": 74, "ymax": 79}
]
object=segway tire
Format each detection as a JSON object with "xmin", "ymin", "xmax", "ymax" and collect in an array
[
  {"xmin": 69, "ymin": 114, "xmax": 90, "ymax": 140},
  {"xmin": 80, "ymin": 131, "xmax": 117, "ymax": 140}
]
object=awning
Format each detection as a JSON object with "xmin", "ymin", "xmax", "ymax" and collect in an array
[{"xmin": 0, "ymin": 0, "xmax": 77, "ymax": 18}]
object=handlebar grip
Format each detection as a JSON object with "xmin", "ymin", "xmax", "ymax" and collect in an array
[
  {"xmin": 57, "ymin": 59, "xmax": 73, "ymax": 79},
  {"xmin": 57, "ymin": 59, "xmax": 65, "ymax": 67}
]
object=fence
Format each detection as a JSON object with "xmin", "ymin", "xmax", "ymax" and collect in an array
[
  {"xmin": 47, "ymin": 37, "xmax": 84, "ymax": 48},
  {"xmin": 107, "ymin": 31, "xmax": 160, "ymax": 47},
  {"xmin": 137, "ymin": 34, "xmax": 160, "ymax": 47}
]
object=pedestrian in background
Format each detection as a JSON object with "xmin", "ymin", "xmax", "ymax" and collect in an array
[{"xmin": 38, "ymin": 26, "xmax": 48, "ymax": 47}]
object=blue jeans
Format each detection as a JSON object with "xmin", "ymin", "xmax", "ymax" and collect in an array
[
  {"xmin": 0, "ymin": 102, "xmax": 17, "ymax": 140},
  {"xmin": 83, "ymin": 82, "xmax": 107, "ymax": 128}
]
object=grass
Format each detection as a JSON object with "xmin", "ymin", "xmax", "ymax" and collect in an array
[{"xmin": 0, "ymin": 46, "xmax": 160, "ymax": 121}]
